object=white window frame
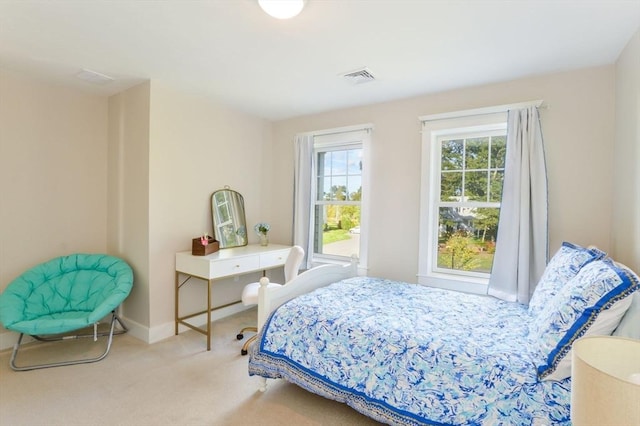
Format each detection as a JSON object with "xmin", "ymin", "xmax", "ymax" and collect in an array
[
  {"xmin": 418, "ymin": 112, "xmax": 507, "ymax": 295},
  {"xmin": 308, "ymin": 126, "xmax": 371, "ymax": 273}
]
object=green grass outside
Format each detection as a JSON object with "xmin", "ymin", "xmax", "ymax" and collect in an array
[
  {"xmin": 437, "ymin": 249, "xmax": 494, "ymax": 273},
  {"xmin": 322, "ymin": 229, "xmax": 352, "ymax": 244},
  {"xmin": 323, "ymin": 228, "xmax": 492, "ymax": 272}
]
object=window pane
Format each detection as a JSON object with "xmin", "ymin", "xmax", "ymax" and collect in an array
[
  {"xmin": 441, "ymin": 139, "xmax": 463, "ymax": 170},
  {"xmin": 491, "ymin": 136, "xmax": 507, "ymax": 169},
  {"xmin": 465, "ymin": 171, "xmax": 488, "ymax": 201},
  {"xmin": 347, "ymin": 149, "xmax": 362, "ymax": 174},
  {"xmin": 441, "ymin": 171, "xmax": 462, "ymax": 201},
  {"xmin": 331, "ymin": 177, "xmax": 347, "ymax": 201},
  {"xmin": 465, "ymin": 137, "xmax": 489, "ymax": 170},
  {"xmin": 437, "ymin": 207, "xmax": 498, "ymax": 274},
  {"xmin": 317, "ymin": 176, "xmax": 331, "ymax": 201},
  {"xmin": 331, "ymin": 150, "xmax": 347, "ymax": 175},
  {"xmin": 489, "ymin": 170, "xmax": 504, "ymax": 202},
  {"xmin": 473, "ymin": 208, "xmax": 500, "ymax": 247},
  {"xmin": 314, "ymin": 204, "xmax": 360, "ymax": 257},
  {"xmin": 318, "ymin": 149, "xmax": 363, "ymax": 202},
  {"xmin": 347, "ymin": 175, "xmax": 362, "ymax": 201}
]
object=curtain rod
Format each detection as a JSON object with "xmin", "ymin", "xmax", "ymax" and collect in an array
[
  {"xmin": 419, "ymin": 100, "xmax": 545, "ymax": 123},
  {"xmin": 297, "ymin": 123, "xmax": 374, "ymax": 138}
]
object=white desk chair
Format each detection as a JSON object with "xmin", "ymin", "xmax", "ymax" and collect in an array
[{"xmin": 237, "ymin": 245, "xmax": 305, "ymax": 355}]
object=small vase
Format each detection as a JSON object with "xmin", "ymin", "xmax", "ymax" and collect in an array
[{"xmin": 259, "ymin": 234, "xmax": 269, "ymax": 246}]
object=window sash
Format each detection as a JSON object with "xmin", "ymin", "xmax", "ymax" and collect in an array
[
  {"xmin": 429, "ymin": 123, "xmax": 506, "ymax": 280},
  {"xmin": 311, "ymin": 141, "xmax": 363, "ymax": 263},
  {"xmin": 423, "ymin": 123, "xmax": 507, "ymax": 287}
]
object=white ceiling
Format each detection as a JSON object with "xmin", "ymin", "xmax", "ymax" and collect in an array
[{"xmin": 1, "ymin": 0, "xmax": 638, "ymax": 121}]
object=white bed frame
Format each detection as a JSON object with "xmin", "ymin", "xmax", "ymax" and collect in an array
[
  {"xmin": 255, "ymin": 257, "xmax": 358, "ymax": 391},
  {"xmin": 253, "ymin": 257, "xmax": 640, "ymax": 392},
  {"xmin": 257, "ymin": 256, "xmax": 359, "ymax": 330}
]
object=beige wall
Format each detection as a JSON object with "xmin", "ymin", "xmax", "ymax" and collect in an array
[
  {"xmin": 108, "ymin": 82, "xmax": 151, "ymax": 329},
  {"xmin": 0, "ymin": 73, "xmax": 273, "ymax": 346},
  {"xmin": 146, "ymin": 82, "xmax": 272, "ymax": 338},
  {"xmin": 0, "ymin": 69, "xmax": 109, "ymax": 298},
  {"xmin": 271, "ymin": 66, "xmax": 617, "ymax": 284},
  {"xmin": 106, "ymin": 81, "xmax": 274, "ymax": 341},
  {"xmin": 0, "ymin": 70, "xmax": 109, "ymax": 342},
  {"xmin": 612, "ymin": 29, "xmax": 640, "ymax": 271}
]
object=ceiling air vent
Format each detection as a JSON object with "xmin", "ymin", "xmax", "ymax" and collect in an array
[{"xmin": 341, "ymin": 67, "xmax": 376, "ymax": 85}]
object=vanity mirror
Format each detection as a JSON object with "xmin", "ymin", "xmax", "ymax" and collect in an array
[{"xmin": 210, "ymin": 187, "xmax": 248, "ymax": 249}]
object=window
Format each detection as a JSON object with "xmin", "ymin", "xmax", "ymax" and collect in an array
[
  {"xmin": 418, "ymin": 113, "xmax": 507, "ymax": 293},
  {"xmin": 294, "ymin": 125, "xmax": 370, "ymax": 270},
  {"xmin": 435, "ymin": 127, "xmax": 506, "ymax": 276},
  {"xmin": 313, "ymin": 132, "xmax": 366, "ymax": 263}
]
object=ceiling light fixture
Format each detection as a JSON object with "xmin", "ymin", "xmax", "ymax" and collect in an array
[{"xmin": 258, "ymin": 0, "xmax": 306, "ymax": 19}]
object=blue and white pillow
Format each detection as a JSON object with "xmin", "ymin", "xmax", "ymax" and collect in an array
[
  {"xmin": 529, "ymin": 258, "xmax": 639, "ymax": 381},
  {"xmin": 528, "ymin": 242, "xmax": 606, "ymax": 317}
]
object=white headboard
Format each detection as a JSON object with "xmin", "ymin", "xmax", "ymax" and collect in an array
[{"xmin": 257, "ymin": 259, "xmax": 358, "ymax": 330}]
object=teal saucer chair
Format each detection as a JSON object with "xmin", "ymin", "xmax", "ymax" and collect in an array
[{"xmin": 0, "ymin": 253, "xmax": 133, "ymax": 371}]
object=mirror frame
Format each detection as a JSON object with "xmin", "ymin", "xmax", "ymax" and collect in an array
[{"xmin": 210, "ymin": 187, "xmax": 248, "ymax": 249}]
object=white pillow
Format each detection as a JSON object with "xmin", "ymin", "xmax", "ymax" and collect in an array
[
  {"xmin": 528, "ymin": 259, "xmax": 639, "ymax": 381},
  {"xmin": 613, "ymin": 262, "xmax": 640, "ymax": 340}
]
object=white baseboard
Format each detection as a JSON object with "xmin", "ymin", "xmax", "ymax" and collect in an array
[
  {"xmin": 0, "ymin": 302, "xmax": 252, "ymax": 351},
  {"xmin": 0, "ymin": 332, "xmax": 32, "ymax": 352}
]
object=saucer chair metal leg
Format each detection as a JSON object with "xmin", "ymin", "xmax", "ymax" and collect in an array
[{"xmin": 9, "ymin": 312, "xmax": 128, "ymax": 371}]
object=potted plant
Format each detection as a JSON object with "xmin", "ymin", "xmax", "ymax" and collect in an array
[{"xmin": 254, "ymin": 222, "xmax": 270, "ymax": 246}]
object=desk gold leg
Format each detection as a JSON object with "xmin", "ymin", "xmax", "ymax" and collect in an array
[
  {"xmin": 207, "ymin": 278, "xmax": 212, "ymax": 351},
  {"xmin": 175, "ymin": 271, "xmax": 179, "ymax": 335}
]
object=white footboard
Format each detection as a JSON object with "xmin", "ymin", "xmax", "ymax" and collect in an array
[{"xmin": 257, "ymin": 257, "xmax": 358, "ymax": 331}]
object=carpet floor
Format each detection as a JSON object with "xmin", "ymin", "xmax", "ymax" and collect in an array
[{"xmin": 0, "ymin": 309, "xmax": 381, "ymax": 426}]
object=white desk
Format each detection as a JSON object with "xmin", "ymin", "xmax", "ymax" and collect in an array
[{"xmin": 175, "ymin": 244, "xmax": 291, "ymax": 350}]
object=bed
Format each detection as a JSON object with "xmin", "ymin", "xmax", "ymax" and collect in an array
[{"xmin": 248, "ymin": 244, "xmax": 640, "ymax": 425}]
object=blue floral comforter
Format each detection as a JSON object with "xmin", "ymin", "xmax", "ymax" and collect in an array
[{"xmin": 248, "ymin": 277, "xmax": 571, "ymax": 425}]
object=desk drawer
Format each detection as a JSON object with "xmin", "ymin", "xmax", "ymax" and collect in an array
[
  {"xmin": 210, "ymin": 256, "xmax": 260, "ymax": 277},
  {"xmin": 260, "ymin": 249, "xmax": 291, "ymax": 269}
]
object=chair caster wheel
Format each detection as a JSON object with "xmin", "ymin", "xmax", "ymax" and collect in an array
[
  {"xmin": 236, "ymin": 333, "xmax": 243, "ymax": 340},
  {"xmin": 241, "ymin": 349, "xmax": 248, "ymax": 356}
]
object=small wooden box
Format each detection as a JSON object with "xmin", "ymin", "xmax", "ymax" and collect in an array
[{"xmin": 192, "ymin": 237, "xmax": 220, "ymax": 256}]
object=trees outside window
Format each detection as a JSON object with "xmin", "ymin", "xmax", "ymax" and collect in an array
[
  {"xmin": 418, "ymin": 118, "xmax": 507, "ymax": 292},
  {"xmin": 314, "ymin": 147, "xmax": 362, "ymax": 260},
  {"xmin": 435, "ymin": 131, "xmax": 506, "ymax": 276}
]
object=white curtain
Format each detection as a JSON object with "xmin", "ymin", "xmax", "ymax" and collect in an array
[
  {"xmin": 293, "ymin": 134, "xmax": 315, "ymax": 269},
  {"xmin": 487, "ymin": 106, "xmax": 548, "ymax": 303}
]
